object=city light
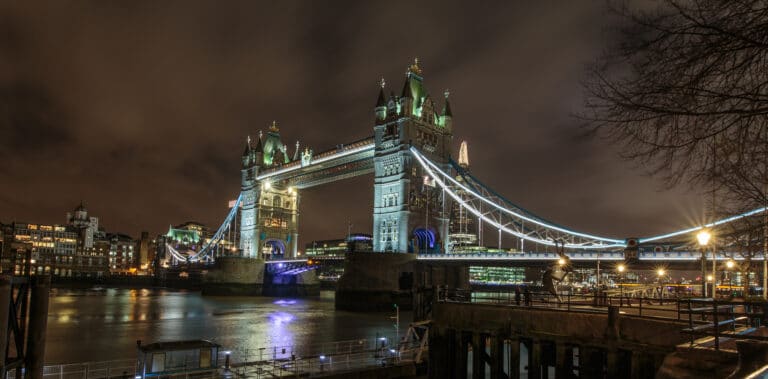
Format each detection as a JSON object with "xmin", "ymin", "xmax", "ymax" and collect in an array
[
  {"xmin": 696, "ymin": 230, "xmax": 711, "ymax": 246},
  {"xmin": 656, "ymin": 268, "xmax": 665, "ymax": 277},
  {"xmin": 726, "ymin": 260, "xmax": 735, "ymax": 269},
  {"xmin": 557, "ymin": 258, "xmax": 565, "ymax": 266},
  {"xmin": 617, "ymin": 264, "xmax": 625, "ymax": 273},
  {"xmin": 707, "ymin": 275, "xmax": 713, "ymax": 282}
]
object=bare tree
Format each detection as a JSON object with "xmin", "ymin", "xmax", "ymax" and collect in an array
[
  {"xmin": 717, "ymin": 215, "xmax": 765, "ymax": 295},
  {"xmin": 582, "ymin": 0, "xmax": 768, "ymax": 209}
]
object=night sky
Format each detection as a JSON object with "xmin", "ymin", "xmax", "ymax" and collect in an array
[{"xmin": 0, "ymin": 1, "xmax": 705, "ymax": 247}]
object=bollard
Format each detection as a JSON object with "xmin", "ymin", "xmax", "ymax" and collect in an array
[{"xmin": 26, "ymin": 275, "xmax": 51, "ymax": 379}]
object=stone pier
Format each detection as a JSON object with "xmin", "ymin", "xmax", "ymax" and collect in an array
[{"xmin": 429, "ymin": 303, "xmax": 689, "ymax": 379}]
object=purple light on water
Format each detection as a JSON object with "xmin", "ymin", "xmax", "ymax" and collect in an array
[
  {"xmin": 273, "ymin": 299, "xmax": 297, "ymax": 306},
  {"xmin": 268, "ymin": 311, "xmax": 295, "ymax": 325},
  {"xmin": 277, "ymin": 263, "xmax": 285, "ymax": 269}
]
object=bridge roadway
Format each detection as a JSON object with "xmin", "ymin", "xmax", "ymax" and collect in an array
[{"xmin": 266, "ymin": 251, "xmax": 765, "ymax": 270}]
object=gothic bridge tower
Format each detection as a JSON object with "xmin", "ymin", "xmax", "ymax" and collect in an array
[
  {"xmin": 373, "ymin": 59, "xmax": 454, "ymax": 253},
  {"xmin": 240, "ymin": 122, "xmax": 300, "ymax": 259}
]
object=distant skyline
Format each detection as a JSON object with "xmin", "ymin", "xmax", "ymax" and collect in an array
[{"xmin": 0, "ymin": 1, "xmax": 706, "ymax": 247}]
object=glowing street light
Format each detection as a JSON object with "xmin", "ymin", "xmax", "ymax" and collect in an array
[
  {"xmin": 726, "ymin": 260, "xmax": 735, "ymax": 269},
  {"xmin": 557, "ymin": 258, "xmax": 566, "ymax": 266},
  {"xmin": 657, "ymin": 268, "xmax": 665, "ymax": 277},
  {"xmin": 617, "ymin": 264, "xmax": 626, "ymax": 305},
  {"xmin": 697, "ymin": 229, "xmax": 711, "ymax": 298},
  {"xmin": 697, "ymin": 230, "xmax": 711, "ymax": 246}
]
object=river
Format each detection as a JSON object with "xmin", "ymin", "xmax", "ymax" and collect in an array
[{"xmin": 45, "ymin": 288, "xmax": 408, "ymax": 364}]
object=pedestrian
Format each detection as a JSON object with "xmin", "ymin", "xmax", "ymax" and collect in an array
[
  {"xmin": 514, "ymin": 286, "xmax": 521, "ymax": 306},
  {"xmin": 524, "ymin": 287, "xmax": 531, "ymax": 306}
]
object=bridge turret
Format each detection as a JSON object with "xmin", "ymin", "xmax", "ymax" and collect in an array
[
  {"xmin": 441, "ymin": 90, "xmax": 453, "ymax": 133},
  {"xmin": 241, "ymin": 137, "xmax": 252, "ymax": 168},
  {"xmin": 253, "ymin": 132, "xmax": 264, "ymax": 168},
  {"xmin": 373, "ymin": 59, "xmax": 453, "ymax": 254},
  {"xmin": 375, "ymin": 78, "xmax": 387, "ymax": 123}
]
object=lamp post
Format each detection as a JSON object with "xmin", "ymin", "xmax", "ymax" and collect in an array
[
  {"xmin": 657, "ymin": 268, "xmax": 666, "ymax": 304},
  {"xmin": 697, "ymin": 230, "xmax": 711, "ymax": 298},
  {"xmin": 617, "ymin": 264, "xmax": 625, "ymax": 306},
  {"xmin": 726, "ymin": 259, "xmax": 735, "ymax": 296}
]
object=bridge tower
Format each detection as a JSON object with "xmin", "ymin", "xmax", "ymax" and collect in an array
[
  {"xmin": 373, "ymin": 60, "xmax": 454, "ymax": 253},
  {"xmin": 240, "ymin": 122, "xmax": 300, "ymax": 259}
]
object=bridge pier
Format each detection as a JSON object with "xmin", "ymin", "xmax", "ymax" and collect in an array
[
  {"xmin": 555, "ymin": 342, "xmax": 574, "ymax": 379},
  {"xmin": 429, "ymin": 301, "xmax": 689, "ymax": 379}
]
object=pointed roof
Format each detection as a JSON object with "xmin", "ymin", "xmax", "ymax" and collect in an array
[
  {"xmin": 376, "ymin": 77, "xmax": 387, "ymax": 107},
  {"xmin": 400, "ymin": 75, "xmax": 412, "ymax": 98},
  {"xmin": 242, "ymin": 137, "xmax": 252, "ymax": 157},
  {"xmin": 442, "ymin": 90, "xmax": 453, "ymax": 117},
  {"xmin": 75, "ymin": 201, "xmax": 86, "ymax": 212},
  {"xmin": 376, "ymin": 87, "xmax": 386, "ymax": 107},
  {"xmin": 254, "ymin": 134, "xmax": 263, "ymax": 153}
]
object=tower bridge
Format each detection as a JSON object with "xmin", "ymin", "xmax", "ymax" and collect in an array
[{"xmin": 179, "ymin": 59, "xmax": 766, "ymax": 274}]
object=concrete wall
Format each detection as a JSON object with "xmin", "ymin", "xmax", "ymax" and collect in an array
[
  {"xmin": 201, "ymin": 257, "xmax": 264, "ymax": 296},
  {"xmin": 335, "ymin": 252, "xmax": 416, "ymax": 311}
]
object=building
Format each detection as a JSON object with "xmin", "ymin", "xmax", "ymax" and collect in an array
[
  {"xmin": 108, "ymin": 233, "xmax": 137, "ymax": 274},
  {"xmin": 305, "ymin": 234, "xmax": 373, "ymax": 256},
  {"xmin": 67, "ymin": 201, "xmax": 99, "ymax": 248},
  {"xmin": 0, "ymin": 222, "xmax": 78, "ymax": 276},
  {"xmin": 65, "ymin": 203, "xmax": 109, "ymax": 277}
]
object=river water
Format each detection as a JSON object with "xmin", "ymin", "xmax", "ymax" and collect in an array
[{"xmin": 45, "ymin": 288, "xmax": 407, "ymax": 364}]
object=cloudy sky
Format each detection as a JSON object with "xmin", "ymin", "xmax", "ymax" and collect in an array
[{"xmin": 0, "ymin": 1, "xmax": 706, "ymax": 246}]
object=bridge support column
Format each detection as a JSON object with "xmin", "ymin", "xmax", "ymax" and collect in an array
[
  {"xmin": 528, "ymin": 339, "xmax": 542, "ymax": 379},
  {"xmin": 578, "ymin": 347, "xmax": 603, "ymax": 379},
  {"xmin": 455, "ymin": 331, "xmax": 470, "ymax": 379},
  {"xmin": 471, "ymin": 333, "xmax": 486, "ymax": 379},
  {"xmin": 606, "ymin": 349, "xmax": 623, "ymax": 378},
  {"xmin": 555, "ymin": 342, "xmax": 573, "ymax": 379},
  {"xmin": 630, "ymin": 351, "xmax": 646, "ymax": 379},
  {"xmin": 25, "ymin": 276, "xmax": 50, "ymax": 379},
  {"xmin": 489, "ymin": 333, "xmax": 504, "ymax": 379},
  {"xmin": 507, "ymin": 338, "xmax": 521, "ymax": 379},
  {"xmin": 0, "ymin": 276, "xmax": 11, "ymax": 375},
  {"xmin": 429, "ymin": 327, "xmax": 451, "ymax": 378}
]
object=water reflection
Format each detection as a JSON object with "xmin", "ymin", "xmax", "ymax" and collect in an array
[{"xmin": 45, "ymin": 288, "xmax": 408, "ymax": 365}]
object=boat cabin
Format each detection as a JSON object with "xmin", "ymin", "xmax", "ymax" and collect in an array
[{"xmin": 136, "ymin": 340, "xmax": 221, "ymax": 378}]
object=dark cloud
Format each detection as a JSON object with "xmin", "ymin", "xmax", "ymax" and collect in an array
[{"xmin": 0, "ymin": 1, "xmax": 702, "ymax": 244}]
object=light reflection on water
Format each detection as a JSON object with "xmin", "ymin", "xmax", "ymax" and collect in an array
[{"xmin": 45, "ymin": 288, "xmax": 406, "ymax": 364}]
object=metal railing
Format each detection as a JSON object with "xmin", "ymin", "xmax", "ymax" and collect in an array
[
  {"xmin": 437, "ymin": 287, "xmax": 768, "ymax": 351},
  {"xmin": 24, "ymin": 336, "xmax": 414, "ymax": 379}
]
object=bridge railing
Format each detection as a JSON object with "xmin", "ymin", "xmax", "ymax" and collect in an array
[{"xmin": 436, "ymin": 287, "xmax": 768, "ymax": 332}]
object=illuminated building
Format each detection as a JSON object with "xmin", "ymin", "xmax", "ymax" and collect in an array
[
  {"xmin": 137, "ymin": 231, "xmax": 151, "ymax": 273},
  {"xmin": 448, "ymin": 141, "xmax": 478, "ymax": 252},
  {"xmin": 305, "ymin": 234, "xmax": 373, "ymax": 256},
  {"xmin": 67, "ymin": 201, "xmax": 99, "ymax": 248},
  {"xmin": 1, "ymin": 222, "xmax": 77, "ymax": 276},
  {"xmin": 108, "ymin": 233, "xmax": 137, "ymax": 274},
  {"xmin": 65, "ymin": 202, "xmax": 109, "ymax": 277}
]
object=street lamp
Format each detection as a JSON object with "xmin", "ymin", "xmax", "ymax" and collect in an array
[
  {"xmin": 697, "ymin": 230, "xmax": 711, "ymax": 297},
  {"xmin": 617, "ymin": 264, "xmax": 626, "ymax": 305},
  {"xmin": 657, "ymin": 268, "xmax": 666, "ymax": 304},
  {"xmin": 726, "ymin": 259, "xmax": 735, "ymax": 295}
]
